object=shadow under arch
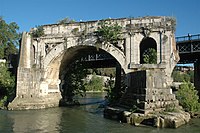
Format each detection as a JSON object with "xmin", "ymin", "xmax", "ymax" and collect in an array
[
  {"xmin": 58, "ymin": 45, "xmax": 125, "ymax": 104},
  {"xmin": 140, "ymin": 37, "xmax": 157, "ymax": 64},
  {"xmin": 43, "ymin": 42, "xmax": 127, "ymax": 73}
]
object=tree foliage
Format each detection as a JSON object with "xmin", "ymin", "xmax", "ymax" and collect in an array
[
  {"xmin": 85, "ymin": 73, "xmax": 104, "ymax": 92},
  {"xmin": 0, "ymin": 63, "xmax": 15, "ymax": 107},
  {"xmin": 57, "ymin": 17, "xmax": 76, "ymax": 24},
  {"xmin": 62, "ymin": 61, "xmax": 88, "ymax": 102},
  {"xmin": 172, "ymin": 70, "xmax": 191, "ymax": 82},
  {"xmin": 88, "ymin": 68, "xmax": 116, "ymax": 77},
  {"xmin": 0, "ymin": 17, "xmax": 19, "ymax": 107},
  {"xmin": 187, "ymin": 70, "xmax": 194, "ymax": 83},
  {"xmin": 176, "ymin": 81, "xmax": 200, "ymax": 112},
  {"xmin": 104, "ymin": 77, "xmax": 115, "ymax": 102},
  {"xmin": 143, "ymin": 48, "xmax": 157, "ymax": 64},
  {"xmin": 31, "ymin": 25, "xmax": 44, "ymax": 38},
  {"xmin": 0, "ymin": 17, "xmax": 19, "ymax": 59},
  {"xmin": 96, "ymin": 21, "xmax": 122, "ymax": 44}
]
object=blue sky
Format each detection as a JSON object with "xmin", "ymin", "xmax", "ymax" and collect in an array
[{"xmin": 0, "ymin": 0, "xmax": 200, "ymax": 36}]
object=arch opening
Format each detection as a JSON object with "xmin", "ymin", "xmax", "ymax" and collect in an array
[
  {"xmin": 140, "ymin": 37, "xmax": 157, "ymax": 64},
  {"xmin": 58, "ymin": 45, "xmax": 126, "ymax": 105}
]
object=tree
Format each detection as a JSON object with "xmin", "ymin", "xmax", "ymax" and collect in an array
[
  {"xmin": 62, "ymin": 61, "xmax": 88, "ymax": 102},
  {"xmin": 143, "ymin": 48, "xmax": 157, "ymax": 64},
  {"xmin": 85, "ymin": 73, "xmax": 104, "ymax": 92},
  {"xmin": 172, "ymin": 71, "xmax": 184, "ymax": 82},
  {"xmin": 0, "ymin": 17, "xmax": 19, "ymax": 107},
  {"xmin": 31, "ymin": 25, "xmax": 44, "ymax": 38},
  {"xmin": 96, "ymin": 21, "xmax": 122, "ymax": 44},
  {"xmin": 187, "ymin": 71, "xmax": 194, "ymax": 83},
  {"xmin": 0, "ymin": 17, "xmax": 20, "ymax": 59},
  {"xmin": 176, "ymin": 81, "xmax": 200, "ymax": 112},
  {"xmin": 0, "ymin": 62, "xmax": 15, "ymax": 107},
  {"xmin": 172, "ymin": 70, "xmax": 191, "ymax": 82}
]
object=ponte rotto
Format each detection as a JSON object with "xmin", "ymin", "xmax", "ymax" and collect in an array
[{"xmin": 8, "ymin": 16, "xmax": 180, "ymax": 113}]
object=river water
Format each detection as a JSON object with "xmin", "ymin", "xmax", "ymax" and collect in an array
[{"xmin": 0, "ymin": 93, "xmax": 200, "ymax": 133}]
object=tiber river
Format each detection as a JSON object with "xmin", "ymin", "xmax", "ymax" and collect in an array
[{"xmin": 0, "ymin": 93, "xmax": 200, "ymax": 133}]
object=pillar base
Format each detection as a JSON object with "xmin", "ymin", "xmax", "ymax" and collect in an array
[
  {"xmin": 8, "ymin": 93, "xmax": 62, "ymax": 110},
  {"xmin": 120, "ymin": 70, "xmax": 179, "ymax": 114}
]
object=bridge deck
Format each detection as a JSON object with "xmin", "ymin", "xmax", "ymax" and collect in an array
[{"xmin": 176, "ymin": 34, "xmax": 200, "ymax": 63}]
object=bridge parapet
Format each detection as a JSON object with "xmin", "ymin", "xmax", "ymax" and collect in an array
[{"xmin": 39, "ymin": 16, "xmax": 176, "ymax": 37}]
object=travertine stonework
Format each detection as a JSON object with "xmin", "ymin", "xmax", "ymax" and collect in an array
[{"xmin": 8, "ymin": 16, "xmax": 179, "ymax": 111}]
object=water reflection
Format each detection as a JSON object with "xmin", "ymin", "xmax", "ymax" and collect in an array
[
  {"xmin": 8, "ymin": 109, "xmax": 62, "ymax": 133},
  {"xmin": 0, "ymin": 93, "xmax": 200, "ymax": 133}
]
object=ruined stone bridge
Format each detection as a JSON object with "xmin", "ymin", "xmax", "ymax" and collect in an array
[{"xmin": 9, "ymin": 16, "xmax": 180, "ymax": 113}]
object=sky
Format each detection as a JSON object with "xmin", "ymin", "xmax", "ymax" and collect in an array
[{"xmin": 0, "ymin": 0, "xmax": 200, "ymax": 37}]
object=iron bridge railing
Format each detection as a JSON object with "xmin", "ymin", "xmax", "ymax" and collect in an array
[
  {"xmin": 80, "ymin": 53, "xmax": 113, "ymax": 62},
  {"xmin": 176, "ymin": 34, "xmax": 200, "ymax": 42},
  {"xmin": 176, "ymin": 34, "xmax": 200, "ymax": 54}
]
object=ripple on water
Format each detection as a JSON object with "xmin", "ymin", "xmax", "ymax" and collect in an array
[{"xmin": 0, "ymin": 93, "xmax": 200, "ymax": 133}]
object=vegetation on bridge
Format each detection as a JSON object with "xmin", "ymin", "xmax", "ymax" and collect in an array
[
  {"xmin": 31, "ymin": 25, "xmax": 44, "ymax": 38},
  {"xmin": 143, "ymin": 48, "xmax": 157, "ymax": 64},
  {"xmin": 57, "ymin": 17, "xmax": 76, "ymax": 24},
  {"xmin": 96, "ymin": 21, "xmax": 122, "ymax": 46},
  {"xmin": 172, "ymin": 69, "xmax": 200, "ymax": 113}
]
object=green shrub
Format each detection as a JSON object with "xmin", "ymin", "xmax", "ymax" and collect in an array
[
  {"xmin": 57, "ymin": 17, "xmax": 75, "ymax": 24},
  {"xmin": 96, "ymin": 21, "xmax": 122, "ymax": 45},
  {"xmin": 176, "ymin": 81, "xmax": 200, "ymax": 112},
  {"xmin": 172, "ymin": 71, "xmax": 191, "ymax": 82},
  {"xmin": 143, "ymin": 48, "xmax": 157, "ymax": 64},
  {"xmin": 85, "ymin": 73, "xmax": 104, "ymax": 92},
  {"xmin": 187, "ymin": 71, "xmax": 194, "ymax": 83},
  {"xmin": 0, "ymin": 63, "xmax": 15, "ymax": 99},
  {"xmin": 31, "ymin": 26, "xmax": 44, "ymax": 38},
  {"xmin": 0, "ymin": 96, "xmax": 7, "ymax": 108}
]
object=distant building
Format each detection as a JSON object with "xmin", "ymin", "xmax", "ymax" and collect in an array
[{"xmin": 175, "ymin": 65, "xmax": 194, "ymax": 72}]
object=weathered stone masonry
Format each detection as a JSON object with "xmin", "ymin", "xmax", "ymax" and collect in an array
[{"xmin": 8, "ymin": 16, "xmax": 180, "ymax": 113}]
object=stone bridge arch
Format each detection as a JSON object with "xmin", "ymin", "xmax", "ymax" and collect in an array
[
  {"xmin": 41, "ymin": 38, "xmax": 127, "ymax": 97},
  {"xmin": 43, "ymin": 39, "xmax": 126, "ymax": 72},
  {"xmin": 9, "ymin": 16, "xmax": 180, "ymax": 113}
]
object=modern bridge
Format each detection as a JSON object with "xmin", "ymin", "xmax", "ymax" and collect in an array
[
  {"xmin": 176, "ymin": 34, "xmax": 200, "ymax": 94},
  {"xmin": 176, "ymin": 34, "xmax": 200, "ymax": 63}
]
